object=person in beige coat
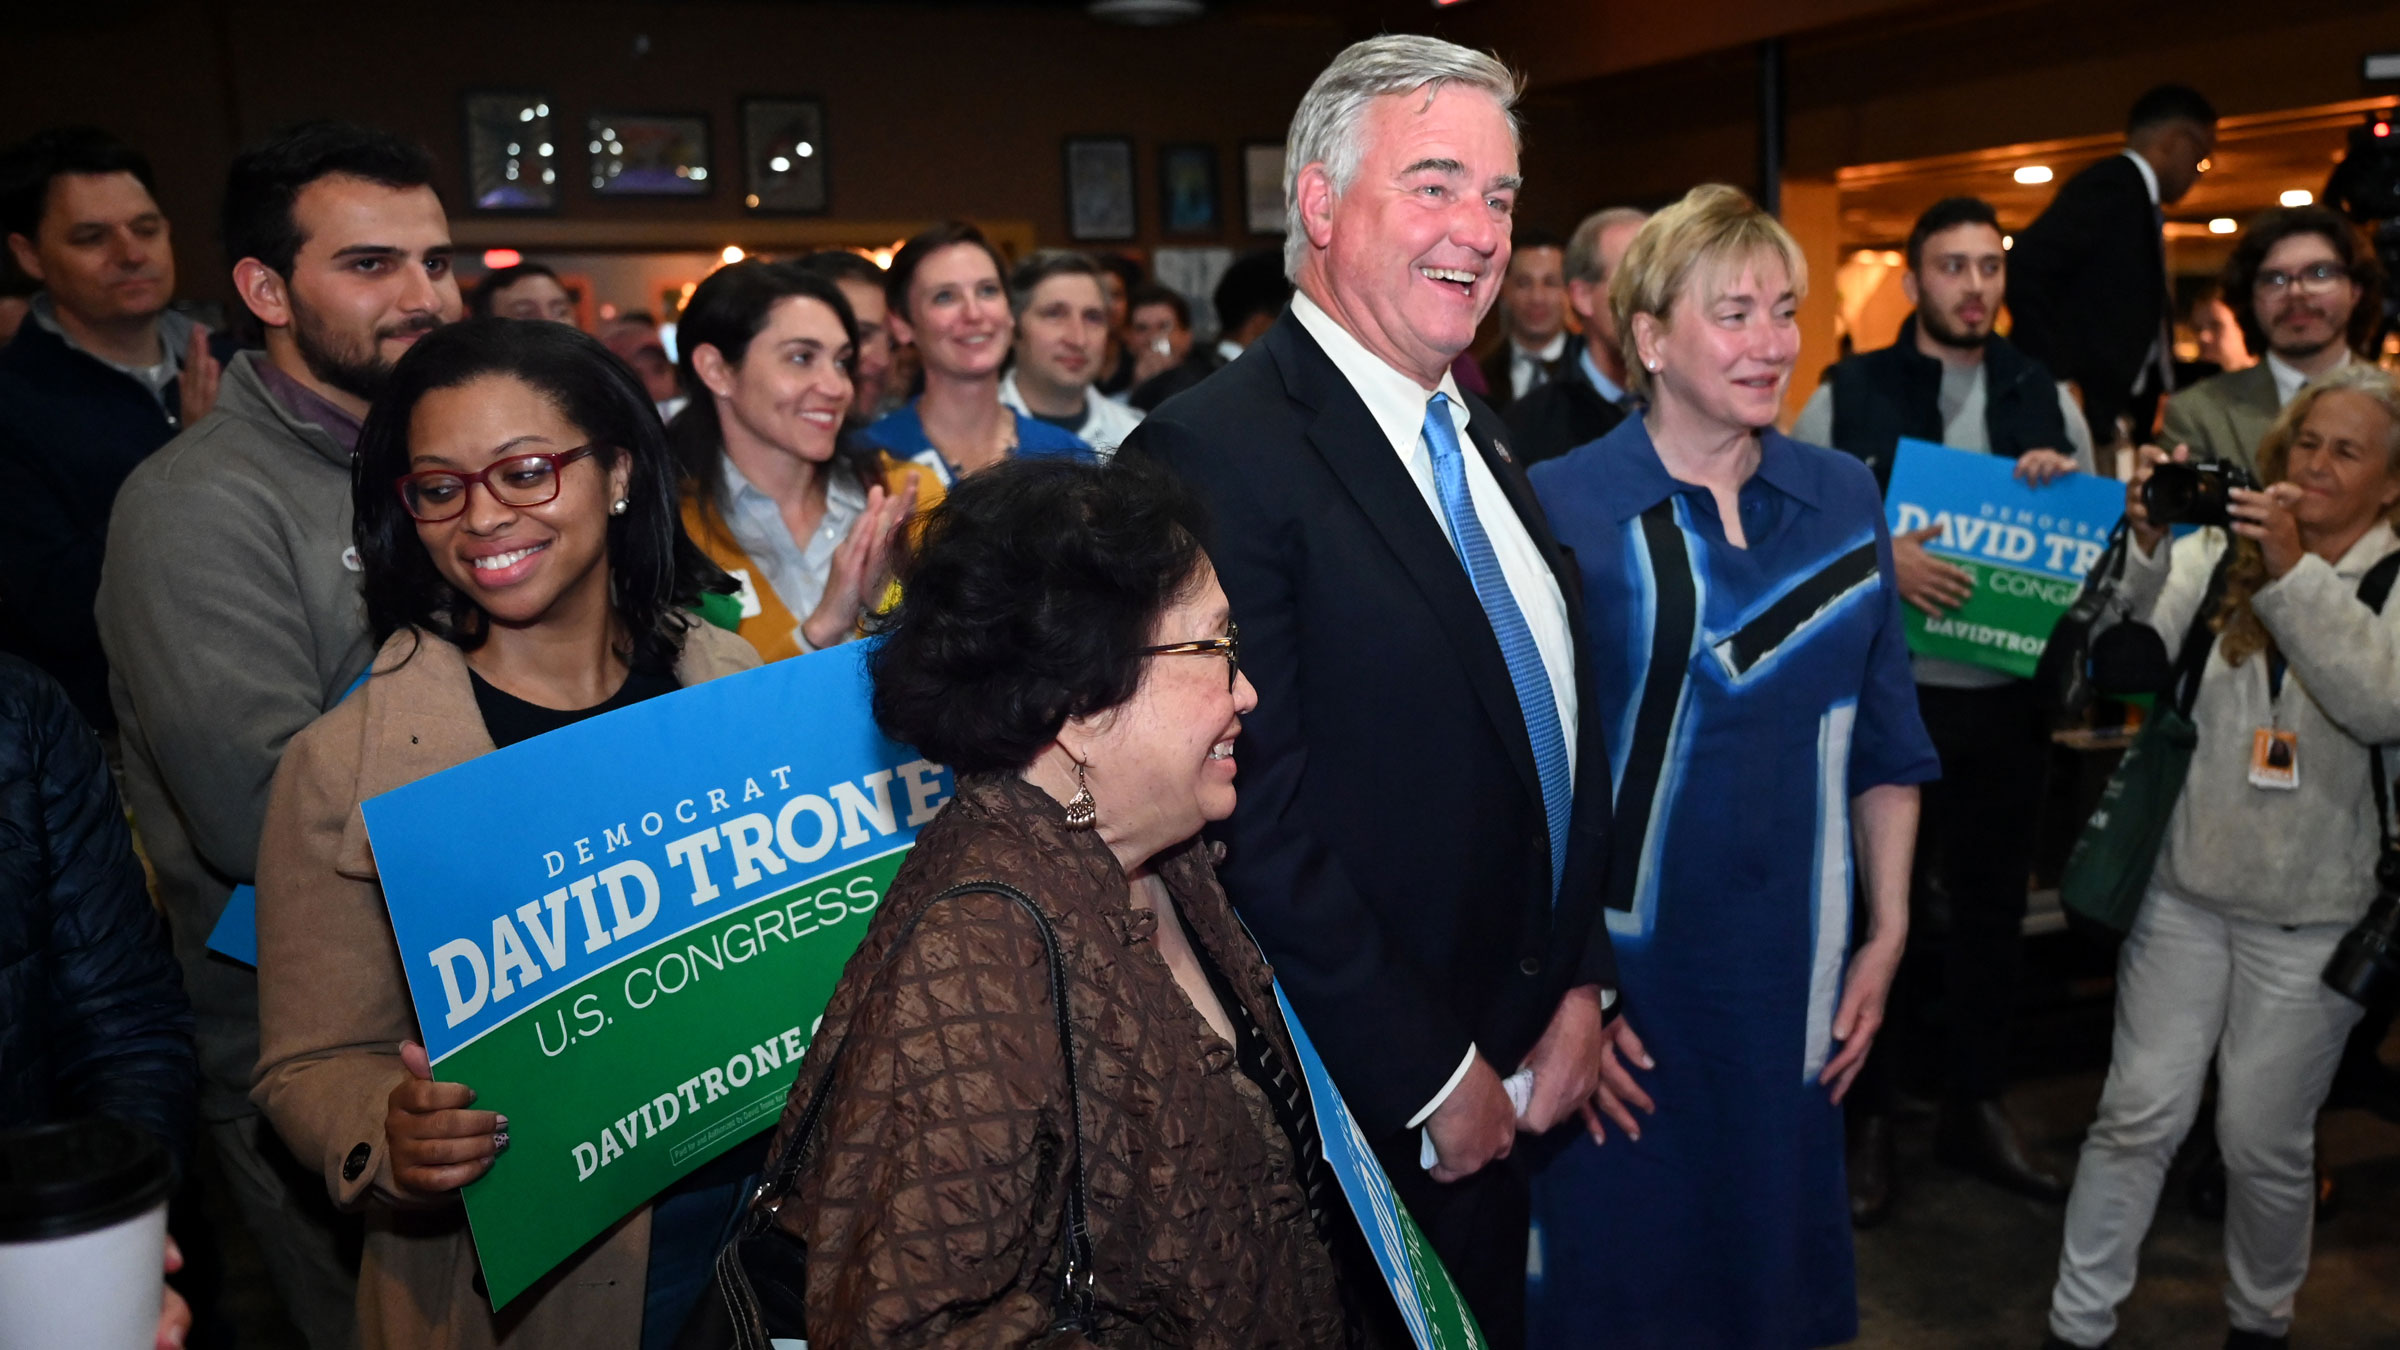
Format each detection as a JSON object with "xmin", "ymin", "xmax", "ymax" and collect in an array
[{"xmin": 253, "ymin": 318, "xmax": 755, "ymax": 1349}]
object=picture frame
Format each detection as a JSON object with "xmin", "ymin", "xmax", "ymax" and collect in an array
[
  {"xmin": 587, "ymin": 111, "xmax": 712, "ymax": 197},
  {"xmin": 1064, "ymin": 136, "xmax": 1137, "ymax": 242},
  {"xmin": 1159, "ymin": 143, "xmax": 1221, "ymax": 236},
  {"xmin": 741, "ymin": 97, "xmax": 828, "ymax": 214},
  {"xmin": 462, "ymin": 91, "xmax": 560, "ymax": 212},
  {"xmin": 1242, "ymin": 141, "xmax": 1286, "ymax": 235}
]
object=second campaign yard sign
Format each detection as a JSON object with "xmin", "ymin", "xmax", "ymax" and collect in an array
[
  {"xmin": 362, "ymin": 642, "xmax": 949, "ymax": 1308},
  {"xmin": 1884, "ymin": 438, "xmax": 2126, "ymax": 678}
]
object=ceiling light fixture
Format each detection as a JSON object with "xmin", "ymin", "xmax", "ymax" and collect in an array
[
  {"xmin": 2280, "ymin": 188, "xmax": 2314, "ymax": 207},
  {"xmin": 2012, "ymin": 165, "xmax": 2053, "ymax": 185},
  {"xmin": 2209, "ymin": 218, "xmax": 2237, "ymax": 234},
  {"xmin": 1086, "ymin": 0, "xmax": 1204, "ymax": 24}
]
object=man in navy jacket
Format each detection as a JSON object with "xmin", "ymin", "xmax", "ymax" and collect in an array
[
  {"xmin": 0, "ymin": 127, "xmax": 224, "ymax": 734},
  {"xmin": 1121, "ymin": 36, "xmax": 1636, "ymax": 1348}
]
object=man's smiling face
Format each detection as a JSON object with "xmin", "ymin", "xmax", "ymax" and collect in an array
[{"xmin": 1313, "ymin": 82, "xmax": 1519, "ymax": 386}]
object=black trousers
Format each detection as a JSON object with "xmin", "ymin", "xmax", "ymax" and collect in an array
[
  {"xmin": 1857, "ymin": 680, "xmax": 2051, "ymax": 1110},
  {"xmin": 1372, "ymin": 1131, "xmax": 1529, "ymax": 1350}
]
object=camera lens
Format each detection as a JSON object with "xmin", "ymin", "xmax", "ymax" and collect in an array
[{"xmin": 2143, "ymin": 464, "xmax": 2199, "ymax": 524}]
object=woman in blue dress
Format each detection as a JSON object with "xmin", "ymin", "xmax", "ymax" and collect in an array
[{"xmin": 1526, "ymin": 184, "xmax": 1939, "ymax": 1349}]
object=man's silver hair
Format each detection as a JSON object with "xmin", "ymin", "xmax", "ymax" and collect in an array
[{"xmin": 1282, "ymin": 34, "xmax": 1523, "ymax": 279}]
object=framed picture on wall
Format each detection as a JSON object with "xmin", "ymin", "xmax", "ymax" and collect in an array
[
  {"xmin": 1064, "ymin": 137, "xmax": 1137, "ymax": 242},
  {"xmin": 741, "ymin": 98, "xmax": 827, "ymax": 214},
  {"xmin": 462, "ymin": 91, "xmax": 560, "ymax": 212},
  {"xmin": 1242, "ymin": 141, "xmax": 1286, "ymax": 235},
  {"xmin": 588, "ymin": 111, "xmax": 712, "ymax": 197},
  {"xmin": 1159, "ymin": 144, "xmax": 1220, "ymax": 236}
]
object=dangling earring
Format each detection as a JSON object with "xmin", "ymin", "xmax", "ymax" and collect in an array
[
  {"xmin": 1062, "ymin": 759, "xmax": 1097, "ymax": 831},
  {"xmin": 610, "ymin": 498, "xmax": 630, "ymax": 516}
]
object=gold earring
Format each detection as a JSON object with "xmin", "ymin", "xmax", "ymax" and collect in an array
[{"xmin": 1062, "ymin": 759, "xmax": 1096, "ymax": 831}]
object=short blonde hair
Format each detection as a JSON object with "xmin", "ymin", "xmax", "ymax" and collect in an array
[{"xmin": 1610, "ymin": 184, "xmax": 1808, "ymax": 400}]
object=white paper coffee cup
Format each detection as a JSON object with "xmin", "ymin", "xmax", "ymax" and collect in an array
[{"xmin": 0, "ymin": 1118, "xmax": 174, "ymax": 1350}]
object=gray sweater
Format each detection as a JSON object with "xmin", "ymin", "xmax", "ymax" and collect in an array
[
  {"xmin": 2108, "ymin": 521, "xmax": 2400, "ymax": 928},
  {"xmin": 96, "ymin": 352, "xmax": 376, "ymax": 1117}
]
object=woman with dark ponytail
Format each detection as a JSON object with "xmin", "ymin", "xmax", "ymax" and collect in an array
[{"xmin": 671, "ymin": 260, "xmax": 936, "ymax": 661}]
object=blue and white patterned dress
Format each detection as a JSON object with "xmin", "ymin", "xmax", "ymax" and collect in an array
[{"xmin": 1526, "ymin": 417, "xmax": 1938, "ymax": 1349}]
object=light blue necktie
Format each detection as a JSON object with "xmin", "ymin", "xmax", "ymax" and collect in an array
[{"xmin": 1422, "ymin": 393, "xmax": 1573, "ymax": 902}]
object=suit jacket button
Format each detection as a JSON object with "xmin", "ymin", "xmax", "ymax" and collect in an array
[
  {"xmin": 342, "ymin": 1143, "xmax": 371, "ymax": 1182},
  {"xmin": 1519, "ymin": 957, "xmax": 1540, "ymax": 976}
]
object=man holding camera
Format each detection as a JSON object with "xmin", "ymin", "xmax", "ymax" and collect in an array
[
  {"xmin": 1794, "ymin": 197, "xmax": 2092, "ymax": 1226},
  {"xmin": 2163, "ymin": 205, "xmax": 2383, "ymax": 476}
]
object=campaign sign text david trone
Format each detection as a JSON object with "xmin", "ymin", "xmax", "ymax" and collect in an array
[
  {"xmin": 361, "ymin": 642, "xmax": 951, "ymax": 1308},
  {"xmin": 1883, "ymin": 438, "xmax": 2127, "ymax": 678}
]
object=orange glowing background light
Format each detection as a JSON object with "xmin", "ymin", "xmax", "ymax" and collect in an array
[{"xmin": 482, "ymin": 248, "xmax": 522, "ymax": 269}]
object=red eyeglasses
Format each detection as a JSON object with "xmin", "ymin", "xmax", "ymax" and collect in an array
[{"xmin": 395, "ymin": 445, "xmax": 600, "ymax": 523}]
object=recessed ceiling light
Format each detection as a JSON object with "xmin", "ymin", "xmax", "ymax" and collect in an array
[
  {"xmin": 2280, "ymin": 188, "xmax": 2314, "ymax": 207},
  {"xmin": 2013, "ymin": 165, "xmax": 2053, "ymax": 185},
  {"xmin": 2209, "ymin": 217, "xmax": 2237, "ymax": 234}
]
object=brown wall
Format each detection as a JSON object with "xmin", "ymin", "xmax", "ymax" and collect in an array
[
  {"xmin": 5, "ymin": 2, "xmax": 1349, "ymax": 304},
  {"xmin": 13, "ymin": 1, "xmax": 2392, "ymax": 305}
]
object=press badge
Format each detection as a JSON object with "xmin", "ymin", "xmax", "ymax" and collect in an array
[{"xmin": 2248, "ymin": 727, "xmax": 2299, "ymax": 790}]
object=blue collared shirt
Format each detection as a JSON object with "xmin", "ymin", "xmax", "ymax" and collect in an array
[{"xmin": 1579, "ymin": 341, "xmax": 1631, "ymax": 411}]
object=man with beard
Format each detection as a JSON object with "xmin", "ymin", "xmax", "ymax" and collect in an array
[
  {"xmin": 1794, "ymin": 197, "xmax": 2092, "ymax": 1227},
  {"xmin": 96, "ymin": 121, "xmax": 459, "ymax": 1350},
  {"xmin": 2164, "ymin": 206, "xmax": 2383, "ymax": 476}
]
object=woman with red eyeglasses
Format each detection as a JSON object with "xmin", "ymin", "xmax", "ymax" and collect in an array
[{"xmin": 250, "ymin": 318, "xmax": 757, "ymax": 1350}]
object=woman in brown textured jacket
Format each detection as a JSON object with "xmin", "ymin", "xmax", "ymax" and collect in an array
[
  {"xmin": 757, "ymin": 457, "xmax": 1358, "ymax": 1347},
  {"xmin": 253, "ymin": 320, "xmax": 757, "ymax": 1349}
]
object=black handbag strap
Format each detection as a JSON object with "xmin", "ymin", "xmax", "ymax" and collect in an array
[
  {"xmin": 745, "ymin": 877, "xmax": 1096, "ymax": 1327},
  {"xmin": 1603, "ymin": 500, "xmax": 1697, "ymax": 912},
  {"xmin": 2356, "ymin": 550, "xmax": 2400, "ymax": 857},
  {"xmin": 2166, "ymin": 538, "xmax": 2240, "ymax": 720}
]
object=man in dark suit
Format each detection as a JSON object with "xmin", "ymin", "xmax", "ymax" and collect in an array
[
  {"xmin": 2007, "ymin": 84, "xmax": 2214, "ymax": 447},
  {"xmin": 1477, "ymin": 226, "xmax": 1567, "ymax": 413},
  {"xmin": 0, "ymin": 127, "xmax": 226, "ymax": 735},
  {"xmin": 1506, "ymin": 206, "xmax": 1647, "ymax": 465},
  {"xmin": 1120, "ymin": 35, "xmax": 1637, "ymax": 1349}
]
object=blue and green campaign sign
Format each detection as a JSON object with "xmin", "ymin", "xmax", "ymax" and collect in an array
[
  {"xmin": 1884, "ymin": 438, "xmax": 2126, "ymax": 677},
  {"xmin": 361, "ymin": 642, "xmax": 949, "ymax": 1308},
  {"xmin": 1277, "ymin": 987, "xmax": 1485, "ymax": 1350}
]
